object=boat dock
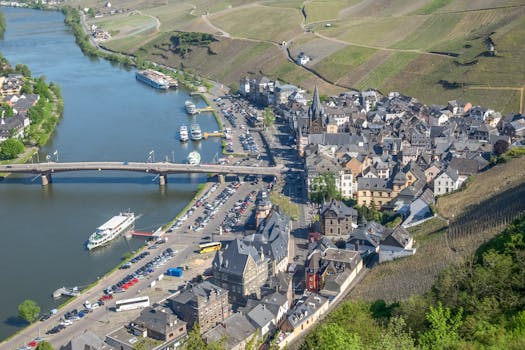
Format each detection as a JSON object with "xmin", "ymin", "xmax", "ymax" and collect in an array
[
  {"xmin": 132, "ymin": 227, "xmax": 165, "ymax": 238},
  {"xmin": 52, "ymin": 286, "xmax": 80, "ymax": 299},
  {"xmin": 132, "ymin": 230, "xmax": 154, "ymax": 237},
  {"xmin": 195, "ymin": 106, "xmax": 214, "ymax": 113},
  {"xmin": 203, "ymin": 131, "xmax": 224, "ymax": 139}
]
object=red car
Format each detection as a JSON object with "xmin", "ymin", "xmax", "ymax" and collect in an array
[{"xmin": 28, "ymin": 341, "xmax": 38, "ymax": 347}]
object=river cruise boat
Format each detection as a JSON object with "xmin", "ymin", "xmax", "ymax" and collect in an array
[
  {"xmin": 135, "ymin": 69, "xmax": 170, "ymax": 90},
  {"xmin": 187, "ymin": 151, "xmax": 201, "ymax": 165},
  {"xmin": 185, "ymin": 100, "xmax": 197, "ymax": 115},
  {"xmin": 87, "ymin": 212, "xmax": 135, "ymax": 250},
  {"xmin": 190, "ymin": 124, "xmax": 202, "ymax": 141},
  {"xmin": 180, "ymin": 125, "xmax": 189, "ymax": 142}
]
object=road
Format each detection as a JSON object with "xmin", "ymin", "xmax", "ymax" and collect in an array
[
  {"xmin": 0, "ymin": 161, "xmax": 284, "ymax": 176},
  {"xmin": 3, "ymin": 180, "xmax": 258, "ymax": 349}
]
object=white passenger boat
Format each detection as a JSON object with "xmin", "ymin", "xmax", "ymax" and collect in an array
[
  {"xmin": 190, "ymin": 124, "xmax": 202, "ymax": 141},
  {"xmin": 87, "ymin": 212, "xmax": 135, "ymax": 250},
  {"xmin": 187, "ymin": 151, "xmax": 201, "ymax": 165},
  {"xmin": 185, "ymin": 100, "xmax": 197, "ymax": 115},
  {"xmin": 180, "ymin": 125, "xmax": 189, "ymax": 142}
]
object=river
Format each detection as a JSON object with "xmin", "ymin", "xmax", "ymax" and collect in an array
[{"xmin": 0, "ymin": 7, "xmax": 221, "ymax": 340}]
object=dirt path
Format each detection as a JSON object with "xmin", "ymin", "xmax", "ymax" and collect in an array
[
  {"xmin": 132, "ymin": 10, "xmax": 161, "ymax": 32},
  {"xmin": 201, "ymin": 14, "xmax": 231, "ymax": 37}
]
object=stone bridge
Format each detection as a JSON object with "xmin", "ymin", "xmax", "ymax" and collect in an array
[{"xmin": 0, "ymin": 161, "xmax": 286, "ymax": 186}]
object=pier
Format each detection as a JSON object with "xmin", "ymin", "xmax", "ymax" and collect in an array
[
  {"xmin": 202, "ymin": 131, "xmax": 224, "ymax": 139},
  {"xmin": 52, "ymin": 286, "xmax": 80, "ymax": 299},
  {"xmin": 195, "ymin": 106, "xmax": 214, "ymax": 113}
]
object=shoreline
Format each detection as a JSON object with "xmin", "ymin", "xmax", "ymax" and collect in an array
[{"xmin": 0, "ymin": 5, "xmax": 230, "ymax": 344}]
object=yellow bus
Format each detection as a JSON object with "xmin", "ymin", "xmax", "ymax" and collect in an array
[{"xmin": 199, "ymin": 241, "xmax": 222, "ymax": 254}]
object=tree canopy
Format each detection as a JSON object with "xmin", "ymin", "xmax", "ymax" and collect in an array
[
  {"xmin": 310, "ymin": 172, "xmax": 339, "ymax": 203},
  {"xmin": 0, "ymin": 138, "xmax": 24, "ymax": 160},
  {"xmin": 18, "ymin": 299, "xmax": 40, "ymax": 323},
  {"xmin": 36, "ymin": 341, "xmax": 54, "ymax": 350}
]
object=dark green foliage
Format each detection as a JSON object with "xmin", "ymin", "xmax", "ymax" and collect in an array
[
  {"xmin": 0, "ymin": 10, "xmax": 5, "ymax": 37},
  {"xmin": 170, "ymin": 32, "xmax": 217, "ymax": 58},
  {"xmin": 3, "ymin": 104, "xmax": 14, "ymax": 118},
  {"xmin": 310, "ymin": 172, "xmax": 339, "ymax": 203},
  {"xmin": 18, "ymin": 299, "xmax": 40, "ymax": 323},
  {"xmin": 355, "ymin": 205, "xmax": 402, "ymax": 226},
  {"xmin": 263, "ymin": 107, "xmax": 275, "ymax": 127},
  {"xmin": 0, "ymin": 138, "xmax": 24, "ymax": 160},
  {"xmin": 15, "ymin": 63, "xmax": 31, "ymax": 78},
  {"xmin": 36, "ymin": 341, "xmax": 54, "ymax": 350}
]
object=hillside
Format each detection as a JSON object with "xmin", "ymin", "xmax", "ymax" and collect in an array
[
  {"xmin": 74, "ymin": 0, "xmax": 525, "ymax": 112},
  {"xmin": 301, "ymin": 214, "xmax": 525, "ymax": 349},
  {"xmin": 349, "ymin": 156, "xmax": 525, "ymax": 302}
]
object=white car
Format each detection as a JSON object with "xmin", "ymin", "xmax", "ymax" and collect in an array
[{"xmin": 61, "ymin": 319, "xmax": 73, "ymax": 326}]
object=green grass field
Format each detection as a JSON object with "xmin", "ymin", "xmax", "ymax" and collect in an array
[
  {"xmin": 209, "ymin": 5, "xmax": 303, "ymax": 42},
  {"xmin": 313, "ymin": 45, "xmax": 377, "ymax": 82},
  {"xmin": 355, "ymin": 52, "xmax": 419, "ymax": 90},
  {"xmin": 304, "ymin": 0, "xmax": 361, "ymax": 23},
  {"xmin": 318, "ymin": 16, "xmax": 427, "ymax": 47}
]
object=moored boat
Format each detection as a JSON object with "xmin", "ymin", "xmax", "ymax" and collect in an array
[
  {"xmin": 187, "ymin": 151, "xmax": 201, "ymax": 165},
  {"xmin": 180, "ymin": 125, "xmax": 189, "ymax": 142},
  {"xmin": 185, "ymin": 100, "xmax": 197, "ymax": 115},
  {"xmin": 190, "ymin": 123, "xmax": 202, "ymax": 141},
  {"xmin": 87, "ymin": 212, "xmax": 135, "ymax": 250},
  {"xmin": 136, "ymin": 69, "xmax": 171, "ymax": 89}
]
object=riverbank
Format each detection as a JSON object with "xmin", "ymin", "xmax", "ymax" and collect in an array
[
  {"xmin": 61, "ymin": 6, "xmax": 214, "ymax": 93},
  {"xmin": 0, "ymin": 56, "xmax": 64, "ymax": 167}
]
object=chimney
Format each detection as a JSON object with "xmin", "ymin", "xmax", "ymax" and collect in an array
[{"xmin": 354, "ymin": 241, "xmax": 359, "ymax": 251}]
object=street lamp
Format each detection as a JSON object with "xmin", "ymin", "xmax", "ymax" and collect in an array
[
  {"xmin": 171, "ymin": 150, "xmax": 175, "ymax": 163},
  {"xmin": 147, "ymin": 150, "xmax": 155, "ymax": 163},
  {"xmin": 53, "ymin": 150, "xmax": 59, "ymax": 162},
  {"xmin": 46, "ymin": 154, "xmax": 51, "ymax": 163}
]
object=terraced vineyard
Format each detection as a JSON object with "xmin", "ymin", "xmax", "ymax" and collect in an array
[{"xmin": 82, "ymin": 0, "xmax": 525, "ymax": 113}]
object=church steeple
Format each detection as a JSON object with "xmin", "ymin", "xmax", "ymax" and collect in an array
[{"xmin": 308, "ymin": 84, "xmax": 323, "ymax": 121}]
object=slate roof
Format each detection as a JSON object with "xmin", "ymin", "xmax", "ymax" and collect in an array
[
  {"xmin": 448, "ymin": 157, "xmax": 488, "ymax": 175},
  {"xmin": 134, "ymin": 307, "xmax": 183, "ymax": 336},
  {"xmin": 320, "ymin": 199, "xmax": 357, "ymax": 220},
  {"xmin": 349, "ymin": 221, "xmax": 388, "ymax": 247},
  {"xmin": 213, "ymin": 239, "xmax": 263, "ymax": 277},
  {"xmin": 203, "ymin": 313, "xmax": 256, "ymax": 348},
  {"xmin": 171, "ymin": 281, "xmax": 227, "ymax": 307},
  {"xmin": 357, "ymin": 177, "xmax": 391, "ymax": 192},
  {"xmin": 247, "ymin": 304, "xmax": 275, "ymax": 329},
  {"xmin": 381, "ymin": 226, "xmax": 413, "ymax": 248}
]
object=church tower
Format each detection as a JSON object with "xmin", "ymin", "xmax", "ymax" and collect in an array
[{"xmin": 307, "ymin": 85, "xmax": 325, "ymax": 134}]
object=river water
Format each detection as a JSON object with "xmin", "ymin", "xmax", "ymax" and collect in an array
[{"xmin": 0, "ymin": 7, "xmax": 221, "ymax": 340}]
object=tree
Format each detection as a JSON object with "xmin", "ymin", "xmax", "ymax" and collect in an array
[
  {"xmin": 419, "ymin": 302, "xmax": 463, "ymax": 349},
  {"xmin": 310, "ymin": 172, "xmax": 339, "ymax": 204},
  {"xmin": 15, "ymin": 63, "xmax": 31, "ymax": 78},
  {"xmin": 18, "ymin": 299, "xmax": 40, "ymax": 323},
  {"xmin": 493, "ymin": 140, "xmax": 509, "ymax": 156},
  {"xmin": 3, "ymin": 104, "xmax": 14, "ymax": 117},
  {"xmin": 36, "ymin": 341, "xmax": 54, "ymax": 350},
  {"xmin": 183, "ymin": 324, "xmax": 225, "ymax": 350},
  {"xmin": 263, "ymin": 107, "xmax": 275, "ymax": 128},
  {"xmin": 0, "ymin": 138, "xmax": 25, "ymax": 160},
  {"xmin": 303, "ymin": 323, "xmax": 361, "ymax": 350}
]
